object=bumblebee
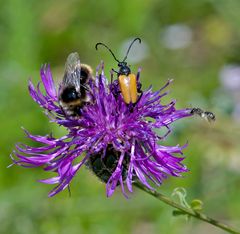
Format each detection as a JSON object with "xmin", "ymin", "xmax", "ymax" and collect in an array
[
  {"xmin": 191, "ymin": 107, "xmax": 216, "ymax": 122},
  {"xmin": 95, "ymin": 38, "xmax": 142, "ymax": 105},
  {"xmin": 59, "ymin": 52, "xmax": 94, "ymax": 117}
]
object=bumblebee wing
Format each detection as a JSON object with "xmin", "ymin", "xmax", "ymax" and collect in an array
[{"xmin": 63, "ymin": 52, "xmax": 81, "ymax": 92}]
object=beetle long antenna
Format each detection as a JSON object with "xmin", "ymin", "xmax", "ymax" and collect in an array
[
  {"xmin": 122, "ymin": 37, "xmax": 141, "ymax": 62},
  {"xmin": 95, "ymin": 43, "xmax": 120, "ymax": 63}
]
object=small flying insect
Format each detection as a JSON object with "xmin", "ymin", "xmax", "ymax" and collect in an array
[
  {"xmin": 191, "ymin": 107, "xmax": 216, "ymax": 122},
  {"xmin": 59, "ymin": 52, "xmax": 94, "ymax": 117},
  {"xmin": 95, "ymin": 38, "xmax": 142, "ymax": 105}
]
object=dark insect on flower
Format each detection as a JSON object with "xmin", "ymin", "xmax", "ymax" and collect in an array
[
  {"xmin": 96, "ymin": 38, "xmax": 142, "ymax": 108},
  {"xmin": 11, "ymin": 51, "xmax": 200, "ymax": 198},
  {"xmin": 59, "ymin": 52, "xmax": 94, "ymax": 117},
  {"xmin": 86, "ymin": 145, "xmax": 130, "ymax": 184}
]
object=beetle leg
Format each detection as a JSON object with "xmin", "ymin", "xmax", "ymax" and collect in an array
[
  {"xmin": 110, "ymin": 70, "xmax": 114, "ymax": 84},
  {"xmin": 128, "ymin": 103, "xmax": 135, "ymax": 113},
  {"xmin": 111, "ymin": 69, "xmax": 119, "ymax": 83},
  {"xmin": 134, "ymin": 90, "xmax": 143, "ymax": 107},
  {"xmin": 128, "ymin": 90, "xmax": 143, "ymax": 113},
  {"xmin": 110, "ymin": 80, "xmax": 121, "ymax": 100},
  {"xmin": 137, "ymin": 82, "xmax": 142, "ymax": 93},
  {"xmin": 111, "ymin": 68, "xmax": 119, "ymax": 74},
  {"xmin": 136, "ymin": 68, "xmax": 141, "ymax": 82}
]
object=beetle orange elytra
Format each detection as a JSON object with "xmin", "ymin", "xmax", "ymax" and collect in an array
[{"xmin": 95, "ymin": 38, "xmax": 142, "ymax": 105}]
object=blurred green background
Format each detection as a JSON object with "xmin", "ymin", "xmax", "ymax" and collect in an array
[{"xmin": 1, "ymin": 0, "xmax": 240, "ymax": 233}]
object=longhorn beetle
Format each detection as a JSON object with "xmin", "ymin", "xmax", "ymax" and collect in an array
[{"xmin": 95, "ymin": 38, "xmax": 142, "ymax": 106}]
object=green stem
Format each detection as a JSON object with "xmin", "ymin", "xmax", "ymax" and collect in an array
[{"xmin": 134, "ymin": 182, "xmax": 240, "ymax": 234}]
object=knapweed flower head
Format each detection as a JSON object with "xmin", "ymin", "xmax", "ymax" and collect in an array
[{"xmin": 12, "ymin": 59, "xmax": 193, "ymax": 198}]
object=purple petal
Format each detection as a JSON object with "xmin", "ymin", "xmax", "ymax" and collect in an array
[{"xmin": 40, "ymin": 64, "xmax": 57, "ymax": 100}]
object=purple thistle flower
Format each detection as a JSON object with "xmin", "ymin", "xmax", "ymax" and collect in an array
[{"xmin": 12, "ymin": 62, "xmax": 193, "ymax": 198}]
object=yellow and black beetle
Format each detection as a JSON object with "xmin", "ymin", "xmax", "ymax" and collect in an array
[{"xmin": 95, "ymin": 38, "xmax": 142, "ymax": 105}]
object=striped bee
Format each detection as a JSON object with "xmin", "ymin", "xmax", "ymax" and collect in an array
[{"xmin": 191, "ymin": 107, "xmax": 216, "ymax": 122}]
